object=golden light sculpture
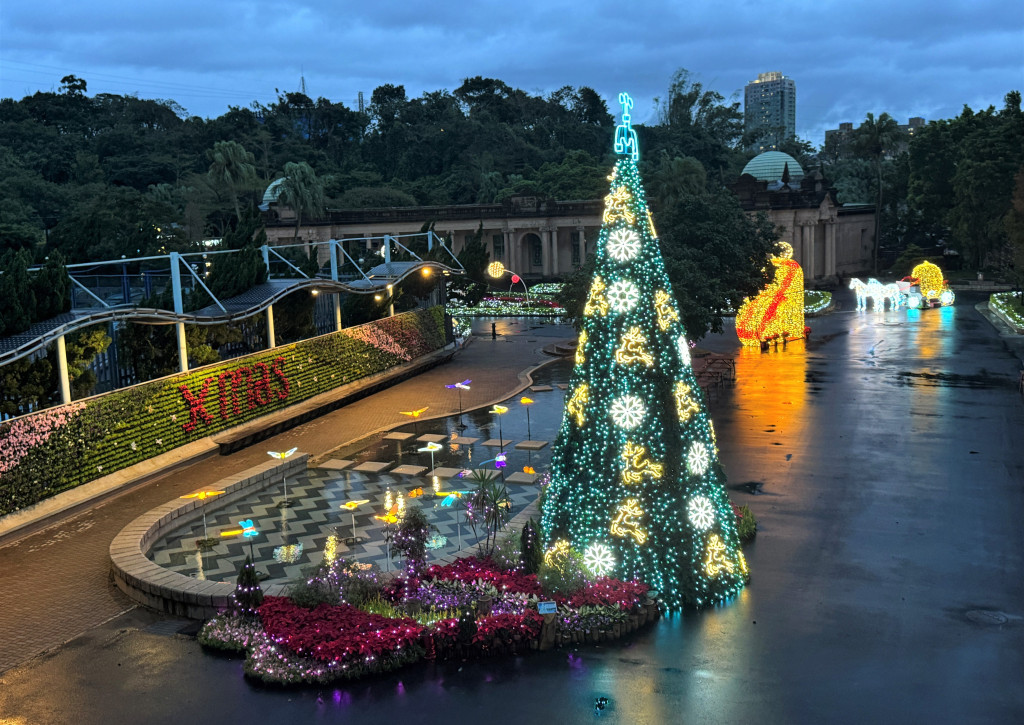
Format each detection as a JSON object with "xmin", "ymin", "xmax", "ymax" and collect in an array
[
  {"xmin": 610, "ymin": 498, "xmax": 648, "ymax": 544},
  {"xmin": 567, "ymin": 383, "xmax": 589, "ymax": 426},
  {"xmin": 654, "ymin": 290, "xmax": 678, "ymax": 331},
  {"xmin": 487, "ymin": 261, "xmax": 506, "ymax": 279},
  {"xmin": 735, "ymin": 241, "xmax": 805, "ymax": 346},
  {"xmin": 673, "ymin": 381, "xmax": 700, "ymax": 422},
  {"xmin": 575, "ymin": 329, "xmax": 588, "ymax": 365},
  {"xmin": 703, "ymin": 533, "xmax": 736, "ymax": 577},
  {"xmin": 909, "ymin": 260, "xmax": 954, "ymax": 306},
  {"xmin": 615, "ymin": 326, "xmax": 654, "ymax": 367},
  {"xmin": 620, "ymin": 441, "xmax": 663, "ymax": 485},
  {"xmin": 602, "ymin": 185, "xmax": 636, "ymax": 225},
  {"xmin": 584, "ymin": 276, "xmax": 610, "ymax": 317}
]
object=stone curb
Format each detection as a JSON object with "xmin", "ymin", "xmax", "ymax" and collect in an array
[{"xmin": 109, "ymin": 454, "xmax": 309, "ymax": 620}]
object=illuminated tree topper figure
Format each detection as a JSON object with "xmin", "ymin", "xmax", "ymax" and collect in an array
[{"xmin": 542, "ymin": 92, "xmax": 748, "ymax": 610}]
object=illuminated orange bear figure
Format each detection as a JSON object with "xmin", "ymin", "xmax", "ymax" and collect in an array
[{"xmin": 736, "ymin": 241, "xmax": 805, "ymax": 346}]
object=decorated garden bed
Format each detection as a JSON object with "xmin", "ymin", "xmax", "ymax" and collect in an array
[{"xmin": 198, "ymin": 535, "xmax": 661, "ymax": 686}]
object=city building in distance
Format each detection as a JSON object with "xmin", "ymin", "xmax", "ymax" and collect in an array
[{"xmin": 744, "ymin": 71, "xmax": 796, "ymax": 152}]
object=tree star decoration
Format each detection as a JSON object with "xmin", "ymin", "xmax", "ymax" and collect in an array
[
  {"xmin": 610, "ymin": 395, "xmax": 645, "ymax": 429},
  {"xmin": 615, "ymin": 326, "xmax": 654, "ymax": 367},
  {"xmin": 584, "ymin": 276, "xmax": 610, "ymax": 317},
  {"xmin": 610, "ymin": 498, "xmax": 647, "ymax": 544},
  {"xmin": 703, "ymin": 533, "xmax": 736, "ymax": 577},
  {"xmin": 575, "ymin": 329, "xmax": 588, "ymax": 366},
  {"xmin": 607, "ymin": 279, "xmax": 640, "ymax": 313},
  {"xmin": 620, "ymin": 441, "xmax": 663, "ymax": 485},
  {"xmin": 673, "ymin": 381, "xmax": 700, "ymax": 422},
  {"xmin": 687, "ymin": 441, "xmax": 711, "ymax": 476},
  {"xmin": 602, "ymin": 185, "xmax": 635, "ymax": 225},
  {"xmin": 677, "ymin": 335, "xmax": 691, "ymax": 366},
  {"xmin": 654, "ymin": 290, "xmax": 679, "ymax": 331},
  {"xmin": 584, "ymin": 542, "xmax": 616, "ymax": 577},
  {"xmin": 607, "ymin": 228, "xmax": 641, "ymax": 262},
  {"xmin": 568, "ymin": 383, "xmax": 589, "ymax": 426},
  {"xmin": 687, "ymin": 496, "xmax": 715, "ymax": 531}
]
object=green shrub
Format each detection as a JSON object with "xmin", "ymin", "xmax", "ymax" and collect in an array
[
  {"xmin": 287, "ymin": 577, "xmax": 339, "ymax": 609},
  {"xmin": 736, "ymin": 504, "xmax": 758, "ymax": 542},
  {"xmin": 494, "ymin": 530, "xmax": 523, "ymax": 572},
  {"xmin": 520, "ymin": 519, "xmax": 542, "ymax": 575}
]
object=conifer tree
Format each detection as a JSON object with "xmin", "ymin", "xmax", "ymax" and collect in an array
[
  {"xmin": 232, "ymin": 555, "xmax": 264, "ymax": 618},
  {"xmin": 540, "ymin": 93, "xmax": 748, "ymax": 609}
]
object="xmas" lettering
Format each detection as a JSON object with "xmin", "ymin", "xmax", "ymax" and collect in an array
[{"xmin": 178, "ymin": 356, "xmax": 290, "ymax": 432}]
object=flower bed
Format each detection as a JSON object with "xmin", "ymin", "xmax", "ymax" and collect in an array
[
  {"xmin": 804, "ymin": 290, "xmax": 832, "ymax": 315},
  {"xmin": 0, "ymin": 307, "xmax": 446, "ymax": 516},
  {"xmin": 990, "ymin": 291, "xmax": 1024, "ymax": 332},
  {"xmin": 199, "ymin": 554, "xmax": 658, "ymax": 686}
]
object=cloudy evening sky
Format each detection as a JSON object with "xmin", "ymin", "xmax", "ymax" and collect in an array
[{"xmin": 1, "ymin": 0, "xmax": 1021, "ymax": 145}]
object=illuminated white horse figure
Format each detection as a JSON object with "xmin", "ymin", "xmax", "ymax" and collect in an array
[{"xmin": 850, "ymin": 278, "xmax": 904, "ymax": 310}]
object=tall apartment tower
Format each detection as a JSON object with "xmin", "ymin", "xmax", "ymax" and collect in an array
[{"xmin": 744, "ymin": 71, "xmax": 796, "ymax": 152}]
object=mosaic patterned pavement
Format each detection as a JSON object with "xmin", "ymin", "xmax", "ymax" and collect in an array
[{"xmin": 149, "ymin": 460, "xmax": 543, "ymax": 586}]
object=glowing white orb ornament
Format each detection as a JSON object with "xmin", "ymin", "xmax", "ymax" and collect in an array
[
  {"xmin": 583, "ymin": 542, "xmax": 616, "ymax": 577},
  {"xmin": 607, "ymin": 279, "xmax": 640, "ymax": 313},
  {"xmin": 610, "ymin": 395, "xmax": 646, "ymax": 430},
  {"xmin": 607, "ymin": 229, "xmax": 641, "ymax": 262},
  {"xmin": 687, "ymin": 441, "xmax": 711, "ymax": 476},
  {"xmin": 687, "ymin": 496, "xmax": 715, "ymax": 531}
]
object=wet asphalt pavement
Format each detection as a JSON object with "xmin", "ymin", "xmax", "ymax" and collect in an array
[{"xmin": 1, "ymin": 293, "xmax": 1022, "ymax": 725}]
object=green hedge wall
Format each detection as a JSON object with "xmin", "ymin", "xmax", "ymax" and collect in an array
[{"xmin": 0, "ymin": 307, "xmax": 446, "ymax": 516}]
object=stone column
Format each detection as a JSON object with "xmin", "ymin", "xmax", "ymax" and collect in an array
[
  {"xmin": 549, "ymin": 227, "xmax": 560, "ymax": 276},
  {"xmin": 577, "ymin": 227, "xmax": 586, "ymax": 266},
  {"xmin": 503, "ymin": 230, "xmax": 513, "ymax": 266},
  {"xmin": 825, "ymin": 222, "xmax": 837, "ymax": 277},
  {"xmin": 804, "ymin": 223, "xmax": 816, "ymax": 282}
]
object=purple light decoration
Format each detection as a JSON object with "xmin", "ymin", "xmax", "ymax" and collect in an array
[
  {"xmin": 495, "ymin": 452, "xmax": 507, "ymax": 469},
  {"xmin": 445, "ymin": 379, "xmax": 471, "ymax": 423}
]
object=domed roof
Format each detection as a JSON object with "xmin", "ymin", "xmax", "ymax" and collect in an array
[
  {"xmin": 259, "ymin": 178, "xmax": 285, "ymax": 211},
  {"xmin": 741, "ymin": 151, "xmax": 804, "ymax": 183}
]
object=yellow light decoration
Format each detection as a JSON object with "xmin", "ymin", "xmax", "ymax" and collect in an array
[
  {"xmin": 703, "ymin": 533, "xmax": 736, "ymax": 577},
  {"xmin": 912, "ymin": 260, "xmax": 946, "ymax": 299},
  {"xmin": 520, "ymin": 397, "xmax": 534, "ymax": 405},
  {"xmin": 490, "ymin": 405, "xmax": 509, "ymax": 415},
  {"xmin": 584, "ymin": 276, "xmax": 609, "ymax": 317},
  {"xmin": 575, "ymin": 329, "xmax": 588, "ymax": 365},
  {"xmin": 323, "ymin": 534, "xmax": 339, "ymax": 564},
  {"xmin": 646, "ymin": 209, "xmax": 658, "ymax": 239},
  {"xmin": 614, "ymin": 326, "xmax": 654, "ymax": 367},
  {"xmin": 602, "ymin": 185, "xmax": 636, "ymax": 225},
  {"xmin": 673, "ymin": 381, "xmax": 700, "ymax": 422},
  {"xmin": 737, "ymin": 550, "xmax": 749, "ymax": 576},
  {"xmin": 567, "ymin": 383, "xmax": 589, "ymax": 426},
  {"xmin": 620, "ymin": 441, "xmax": 663, "ymax": 485},
  {"xmin": 487, "ymin": 261, "xmax": 506, "ymax": 279},
  {"xmin": 341, "ymin": 499, "xmax": 370, "ymax": 510},
  {"xmin": 735, "ymin": 241, "xmax": 805, "ymax": 346},
  {"xmin": 654, "ymin": 290, "xmax": 679, "ymax": 331},
  {"xmin": 180, "ymin": 490, "xmax": 224, "ymax": 501},
  {"xmin": 400, "ymin": 406, "xmax": 429, "ymax": 418},
  {"xmin": 610, "ymin": 498, "xmax": 647, "ymax": 544},
  {"xmin": 396, "ymin": 492, "xmax": 406, "ymax": 520},
  {"xmin": 543, "ymin": 539, "xmax": 572, "ymax": 566},
  {"xmin": 385, "ymin": 489, "xmax": 394, "ymax": 511},
  {"xmin": 267, "ymin": 447, "xmax": 298, "ymax": 460}
]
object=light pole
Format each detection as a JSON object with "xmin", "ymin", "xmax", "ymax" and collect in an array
[
  {"xmin": 487, "ymin": 261, "xmax": 529, "ymax": 298},
  {"xmin": 268, "ymin": 447, "xmax": 298, "ymax": 508}
]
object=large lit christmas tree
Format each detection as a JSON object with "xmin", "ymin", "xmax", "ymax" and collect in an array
[{"xmin": 541, "ymin": 93, "xmax": 748, "ymax": 609}]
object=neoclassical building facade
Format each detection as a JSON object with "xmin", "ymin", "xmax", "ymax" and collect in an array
[
  {"xmin": 263, "ymin": 197, "xmax": 604, "ymax": 279},
  {"xmin": 732, "ymin": 152, "xmax": 875, "ymax": 284}
]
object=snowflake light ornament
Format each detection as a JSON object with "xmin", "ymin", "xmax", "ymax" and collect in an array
[
  {"xmin": 687, "ymin": 496, "xmax": 715, "ymax": 531},
  {"xmin": 584, "ymin": 542, "xmax": 616, "ymax": 577},
  {"xmin": 610, "ymin": 395, "xmax": 646, "ymax": 429},
  {"xmin": 607, "ymin": 279, "xmax": 640, "ymax": 313},
  {"xmin": 607, "ymin": 229, "xmax": 641, "ymax": 262},
  {"xmin": 687, "ymin": 441, "xmax": 710, "ymax": 476},
  {"xmin": 677, "ymin": 335, "xmax": 691, "ymax": 366}
]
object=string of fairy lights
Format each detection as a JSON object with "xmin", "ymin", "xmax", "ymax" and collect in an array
[{"xmin": 540, "ymin": 95, "xmax": 748, "ymax": 609}]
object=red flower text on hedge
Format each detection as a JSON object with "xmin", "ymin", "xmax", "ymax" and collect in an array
[{"xmin": 179, "ymin": 357, "xmax": 289, "ymax": 432}]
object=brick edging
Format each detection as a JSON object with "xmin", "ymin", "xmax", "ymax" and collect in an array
[{"xmin": 109, "ymin": 454, "xmax": 308, "ymax": 619}]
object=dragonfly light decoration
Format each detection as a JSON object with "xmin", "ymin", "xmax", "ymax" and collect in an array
[
  {"xmin": 436, "ymin": 490, "xmax": 468, "ymax": 507},
  {"xmin": 418, "ymin": 441, "xmax": 443, "ymax": 474},
  {"xmin": 180, "ymin": 490, "xmax": 224, "ymax": 541},
  {"xmin": 520, "ymin": 396, "xmax": 535, "ymax": 440},
  {"xmin": 340, "ymin": 499, "xmax": 370, "ymax": 541},
  {"xmin": 408, "ymin": 487, "xmax": 425, "ymax": 498},
  {"xmin": 400, "ymin": 406, "xmax": 429, "ymax": 434},
  {"xmin": 219, "ymin": 519, "xmax": 259, "ymax": 558},
  {"xmin": 446, "ymin": 379, "xmax": 471, "ymax": 425},
  {"xmin": 267, "ymin": 448, "xmax": 299, "ymax": 508}
]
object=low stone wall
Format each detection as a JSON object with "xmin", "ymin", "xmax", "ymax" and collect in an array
[{"xmin": 109, "ymin": 455, "xmax": 308, "ymax": 619}]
